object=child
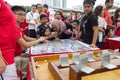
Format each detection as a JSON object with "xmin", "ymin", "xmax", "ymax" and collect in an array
[
  {"xmin": 37, "ymin": 14, "xmax": 56, "ymax": 40},
  {"xmin": 71, "ymin": 20, "xmax": 80, "ymax": 40},
  {"xmin": 102, "ymin": 29, "xmax": 114, "ymax": 49},
  {"xmin": 43, "ymin": 4, "xmax": 50, "ymax": 22},
  {"xmin": 37, "ymin": 14, "xmax": 50, "ymax": 36},
  {"xmin": 104, "ymin": 29, "xmax": 114, "ymax": 42},
  {"xmin": 43, "ymin": 27, "xmax": 59, "ymax": 41}
]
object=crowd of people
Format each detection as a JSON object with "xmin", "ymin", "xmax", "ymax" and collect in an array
[{"xmin": 1, "ymin": 0, "xmax": 120, "ymax": 80}]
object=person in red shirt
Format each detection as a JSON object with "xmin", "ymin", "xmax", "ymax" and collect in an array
[
  {"xmin": 11, "ymin": 6, "xmax": 46, "ymax": 79},
  {"xmin": 12, "ymin": 6, "xmax": 46, "ymax": 56},
  {"xmin": 103, "ymin": 0, "xmax": 115, "ymax": 29},
  {"xmin": 0, "ymin": 0, "xmax": 18, "ymax": 79},
  {"xmin": 43, "ymin": 4, "xmax": 50, "ymax": 22}
]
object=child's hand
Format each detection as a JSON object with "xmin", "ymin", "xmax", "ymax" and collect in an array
[
  {"xmin": 70, "ymin": 38, "xmax": 76, "ymax": 41},
  {"xmin": 55, "ymin": 37, "xmax": 60, "ymax": 41},
  {"xmin": 44, "ymin": 40, "xmax": 48, "ymax": 43},
  {"xmin": 90, "ymin": 44, "xmax": 97, "ymax": 48},
  {"xmin": 54, "ymin": 32, "xmax": 58, "ymax": 37},
  {"xmin": 99, "ymin": 27, "xmax": 105, "ymax": 32},
  {"xmin": 51, "ymin": 32, "xmax": 57, "ymax": 37},
  {"xmin": 65, "ymin": 29, "xmax": 72, "ymax": 35}
]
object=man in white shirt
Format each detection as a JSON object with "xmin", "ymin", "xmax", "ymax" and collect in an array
[{"xmin": 26, "ymin": 4, "xmax": 37, "ymax": 38}]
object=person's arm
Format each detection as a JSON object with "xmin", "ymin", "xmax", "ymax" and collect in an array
[
  {"xmin": 89, "ymin": 14, "xmax": 99, "ymax": 48},
  {"xmin": 26, "ymin": 19, "xmax": 36, "ymax": 25},
  {"xmin": 54, "ymin": 32, "xmax": 60, "ymax": 41},
  {"xmin": 17, "ymin": 37, "xmax": 46, "ymax": 48},
  {"xmin": 90, "ymin": 26, "xmax": 98, "ymax": 48},
  {"xmin": 107, "ymin": 24, "xmax": 116, "ymax": 29},
  {"xmin": 23, "ymin": 35, "xmax": 36, "ymax": 42},
  {"xmin": 33, "ymin": 13, "xmax": 39, "ymax": 25},
  {"xmin": 98, "ymin": 27, "xmax": 104, "ymax": 32},
  {"xmin": 105, "ymin": 15, "xmax": 115, "ymax": 29},
  {"xmin": 76, "ymin": 31, "xmax": 82, "ymax": 40},
  {"xmin": 0, "ymin": 50, "xmax": 6, "ymax": 74},
  {"xmin": 77, "ymin": 25, "xmax": 82, "ymax": 40}
]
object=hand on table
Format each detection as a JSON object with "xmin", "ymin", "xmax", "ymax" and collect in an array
[{"xmin": 90, "ymin": 44, "xmax": 97, "ymax": 48}]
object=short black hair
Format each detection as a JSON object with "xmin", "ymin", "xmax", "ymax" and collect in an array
[
  {"xmin": 105, "ymin": 0, "xmax": 110, "ymax": 4},
  {"xmin": 105, "ymin": 0, "xmax": 114, "ymax": 4},
  {"xmin": 43, "ymin": 27, "xmax": 52, "ymax": 36},
  {"xmin": 72, "ymin": 20, "xmax": 80, "ymax": 25},
  {"xmin": 43, "ymin": 4, "xmax": 48, "ymax": 8},
  {"xmin": 94, "ymin": 6, "xmax": 103, "ymax": 16},
  {"xmin": 55, "ymin": 11, "xmax": 63, "ymax": 18},
  {"xmin": 31, "ymin": 4, "xmax": 36, "ymax": 8},
  {"xmin": 83, "ymin": 0, "xmax": 96, "ymax": 6},
  {"xmin": 114, "ymin": 8, "xmax": 120, "ymax": 19},
  {"xmin": 11, "ymin": 5, "xmax": 26, "ymax": 12},
  {"xmin": 40, "ymin": 14, "xmax": 47, "ymax": 20},
  {"xmin": 77, "ymin": 11, "xmax": 81, "ymax": 14},
  {"xmin": 36, "ymin": 4, "xmax": 42, "ymax": 8}
]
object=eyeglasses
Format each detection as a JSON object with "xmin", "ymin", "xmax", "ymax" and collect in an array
[
  {"xmin": 15, "ymin": 13, "xmax": 26, "ymax": 16},
  {"xmin": 55, "ymin": 14, "xmax": 60, "ymax": 15},
  {"xmin": 37, "ymin": 7, "xmax": 42, "ymax": 8}
]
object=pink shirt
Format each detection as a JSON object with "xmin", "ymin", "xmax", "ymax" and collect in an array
[{"xmin": 103, "ymin": 9, "xmax": 113, "ymax": 28}]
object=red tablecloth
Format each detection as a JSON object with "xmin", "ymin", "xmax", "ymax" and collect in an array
[{"xmin": 102, "ymin": 38, "xmax": 120, "ymax": 50}]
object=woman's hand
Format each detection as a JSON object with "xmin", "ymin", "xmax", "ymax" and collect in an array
[{"xmin": 90, "ymin": 44, "xmax": 97, "ymax": 48}]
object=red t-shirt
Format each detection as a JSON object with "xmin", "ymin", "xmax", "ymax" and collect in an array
[
  {"xmin": 0, "ymin": 0, "xmax": 17, "ymax": 65},
  {"xmin": 103, "ymin": 9, "xmax": 113, "ymax": 28},
  {"xmin": 14, "ymin": 27, "xmax": 24, "ymax": 57},
  {"xmin": 20, "ymin": 18, "xmax": 28, "ymax": 35}
]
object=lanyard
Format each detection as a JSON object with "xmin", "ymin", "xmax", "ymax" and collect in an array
[
  {"xmin": 30, "ymin": 12, "xmax": 33, "ymax": 17},
  {"xmin": 83, "ymin": 20, "xmax": 87, "ymax": 34}
]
